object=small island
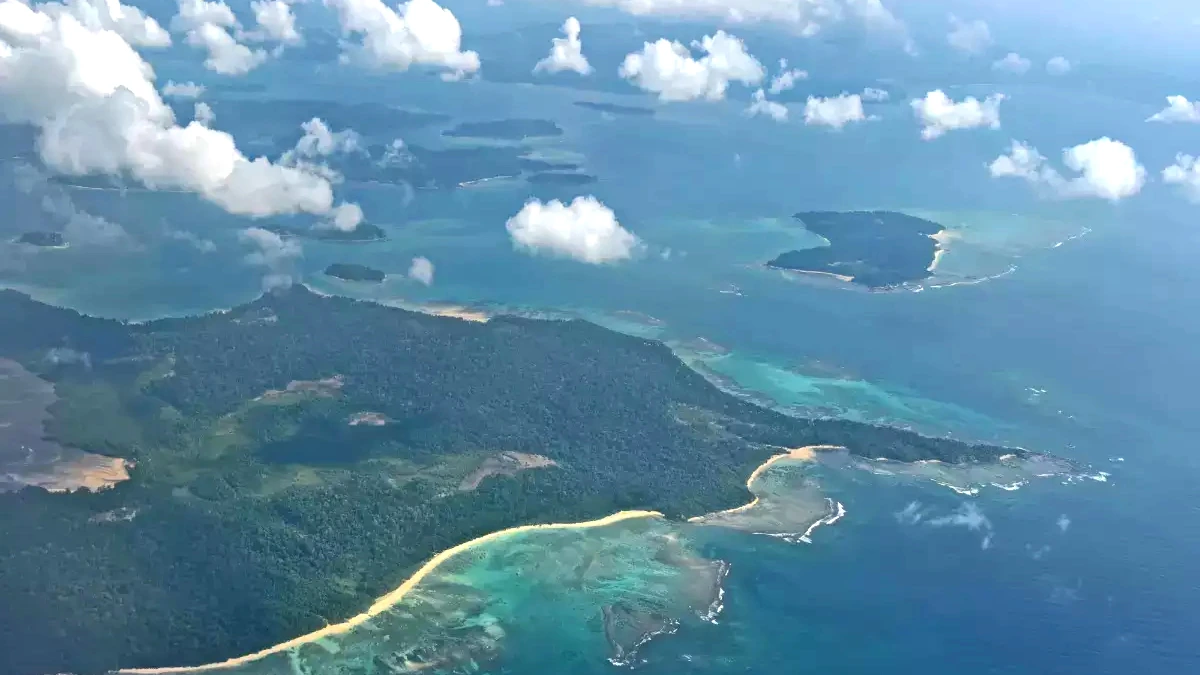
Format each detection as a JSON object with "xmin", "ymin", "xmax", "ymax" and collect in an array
[
  {"xmin": 442, "ymin": 119, "xmax": 564, "ymax": 141},
  {"xmin": 266, "ymin": 222, "xmax": 387, "ymax": 243},
  {"xmin": 574, "ymin": 101, "xmax": 656, "ymax": 117},
  {"xmin": 15, "ymin": 231, "xmax": 65, "ymax": 248},
  {"xmin": 767, "ymin": 211, "xmax": 945, "ymax": 289},
  {"xmin": 324, "ymin": 263, "xmax": 385, "ymax": 283},
  {"xmin": 518, "ymin": 158, "xmax": 581, "ymax": 172},
  {"xmin": 527, "ymin": 172, "xmax": 598, "ymax": 186}
]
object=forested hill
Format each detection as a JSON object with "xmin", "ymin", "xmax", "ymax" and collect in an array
[{"xmin": 0, "ymin": 287, "xmax": 1012, "ymax": 675}]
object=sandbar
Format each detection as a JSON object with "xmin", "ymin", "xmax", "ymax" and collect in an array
[
  {"xmin": 419, "ymin": 305, "xmax": 490, "ymax": 323},
  {"xmin": 119, "ymin": 509, "xmax": 663, "ymax": 673},
  {"xmin": 28, "ymin": 455, "xmax": 132, "ymax": 493}
]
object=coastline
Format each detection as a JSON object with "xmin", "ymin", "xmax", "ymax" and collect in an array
[
  {"xmin": 119, "ymin": 510, "xmax": 664, "ymax": 674},
  {"xmin": 687, "ymin": 445, "xmax": 843, "ymax": 523}
]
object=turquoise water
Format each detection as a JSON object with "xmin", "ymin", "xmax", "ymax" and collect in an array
[{"xmin": 3, "ymin": 21, "xmax": 1199, "ymax": 674}]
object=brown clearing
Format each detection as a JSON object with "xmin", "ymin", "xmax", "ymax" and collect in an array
[{"xmin": 458, "ymin": 451, "xmax": 559, "ymax": 491}]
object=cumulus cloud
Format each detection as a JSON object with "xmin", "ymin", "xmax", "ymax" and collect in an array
[
  {"xmin": 240, "ymin": 226, "xmax": 301, "ymax": 290},
  {"xmin": 989, "ymin": 138, "xmax": 1146, "ymax": 202},
  {"xmin": 290, "ymin": 117, "xmax": 362, "ymax": 158},
  {"xmin": 1148, "ymin": 95, "xmax": 1200, "ymax": 123},
  {"xmin": 324, "ymin": 0, "xmax": 480, "ymax": 80},
  {"xmin": 533, "ymin": 16, "xmax": 590, "ymax": 75},
  {"xmin": 620, "ymin": 31, "xmax": 764, "ymax": 102},
  {"xmin": 992, "ymin": 52, "xmax": 1031, "ymax": 74},
  {"xmin": 506, "ymin": 196, "xmax": 641, "ymax": 264},
  {"xmin": 184, "ymin": 20, "xmax": 268, "ymax": 75},
  {"xmin": 246, "ymin": 0, "xmax": 301, "ymax": 45},
  {"xmin": 928, "ymin": 502, "xmax": 991, "ymax": 530},
  {"xmin": 861, "ymin": 86, "xmax": 889, "ymax": 101},
  {"xmin": 582, "ymin": 0, "xmax": 906, "ymax": 39},
  {"xmin": 767, "ymin": 58, "xmax": 806, "ymax": 94},
  {"xmin": 171, "ymin": 0, "xmax": 236, "ymax": 30},
  {"xmin": 162, "ymin": 80, "xmax": 205, "ymax": 99},
  {"xmin": 194, "ymin": 101, "xmax": 215, "ymax": 125},
  {"xmin": 407, "ymin": 256, "xmax": 434, "ymax": 285},
  {"xmin": 894, "ymin": 500, "xmax": 925, "ymax": 525},
  {"xmin": 1056, "ymin": 514, "xmax": 1071, "ymax": 533},
  {"xmin": 40, "ymin": 0, "xmax": 171, "ymax": 47},
  {"xmin": 803, "ymin": 93, "xmax": 867, "ymax": 129},
  {"xmin": 911, "ymin": 90, "xmax": 1004, "ymax": 140},
  {"xmin": 946, "ymin": 15, "xmax": 990, "ymax": 55},
  {"xmin": 0, "ymin": 4, "xmax": 360, "ymax": 225},
  {"xmin": 746, "ymin": 88, "xmax": 788, "ymax": 121},
  {"xmin": 1046, "ymin": 56, "xmax": 1071, "ymax": 75},
  {"xmin": 1162, "ymin": 154, "xmax": 1200, "ymax": 201}
]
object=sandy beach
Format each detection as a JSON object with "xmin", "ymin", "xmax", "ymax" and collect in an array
[
  {"xmin": 120, "ymin": 510, "xmax": 664, "ymax": 674},
  {"xmin": 688, "ymin": 445, "xmax": 843, "ymax": 523}
]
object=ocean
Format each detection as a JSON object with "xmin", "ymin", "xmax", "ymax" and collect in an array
[{"xmin": 4, "ymin": 17, "xmax": 1200, "ymax": 674}]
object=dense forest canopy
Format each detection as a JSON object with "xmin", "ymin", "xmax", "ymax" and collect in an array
[{"xmin": 0, "ymin": 287, "xmax": 1011, "ymax": 675}]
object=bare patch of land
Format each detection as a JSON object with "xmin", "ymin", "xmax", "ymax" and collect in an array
[
  {"xmin": 257, "ymin": 375, "xmax": 345, "ymax": 402},
  {"xmin": 458, "ymin": 452, "xmax": 558, "ymax": 491}
]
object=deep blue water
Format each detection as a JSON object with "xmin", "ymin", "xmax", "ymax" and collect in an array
[{"xmin": 3, "ymin": 10, "xmax": 1199, "ymax": 673}]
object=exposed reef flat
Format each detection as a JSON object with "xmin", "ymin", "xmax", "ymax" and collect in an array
[
  {"xmin": 442, "ymin": 119, "xmax": 564, "ymax": 141},
  {"xmin": 768, "ymin": 211, "xmax": 946, "ymax": 289}
]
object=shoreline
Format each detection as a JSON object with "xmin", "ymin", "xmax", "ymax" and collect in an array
[
  {"xmin": 687, "ymin": 445, "xmax": 843, "ymax": 523},
  {"xmin": 119, "ymin": 510, "xmax": 664, "ymax": 674}
]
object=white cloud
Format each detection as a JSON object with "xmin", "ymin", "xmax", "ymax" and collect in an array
[
  {"xmin": 194, "ymin": 101, "xmax": 215, "ymax": 125},
  {"xmin": 946, "ymin": 15, "xmax": 991, "ymax": 55},
  {"xmin": 506, "ymin": 196, "xmax": 641, "ymax": 264},
  {"xmin": 240, "ymin": 226, "xmax": 301, "ymax": 290},
  {"xmin": 911, "ymin": 90, "xmax": 1004, "ymax": 140},
  {"xmin": 746, "ymin": 88, "xmax": 788, "ymax": 121},
  {"xmin": 0, "ymin": 4, "xmax": 360, "ymax": 225},
  {"xmin": 408, "ymin": 256, "xmax": 434, "ymax": 285},
  {"xmin": 803, "ymin": 93, "xmax": 866, "ymax": 129},
  {"xmin": 247, "ymin": 0, "xmax": 301, "ymax": 45},
  {"xmin": 619, "ymin": 31, "xmax": 764, "ymax": 102},
  {"xmin": 533, "ymin": 16, "xmax": 591, "ymax": 75},
  {"xmin": 1046, "ymin": 56, "xmax": 1071, "ymax": 75},
  {"xmin": 40, "ymin": 0, "xmax": 171, "ymax": 47},
  {"xmin": 171, "ymin": 0, "xmax": 236, "ymax": 30},
  {"xmin": 184, "ymin": 20, "xmax": 268, "ymax": 75},
  {"xmin": 894, "ymin": 500, "xmax": 924, "ymax": 525},
  {"xmin": 928, "ymin": 502, "xmax": 991, "ymax": 531},
  {"xmin": 582, "ymin": 0, "xmax": 906, "ymax": 39},
  {"xmin": 767, "ymin": 58, "xmax": 806, "ymax": 94},
  {"xmin": 990, "ymin": 138, "xmax": 1146, "ymax": 202},
  {"xmin": 1148, "ymin": 95, "xmax": 1200, "ymax": 123},
  {"xmin": 992, "ymin": 52, "xmax": 1031, "ymax": 74},
  {"xmin": 861, "ymin": 87, "xmax": 889, "ymax": 102},
  {"xmin": 1162, "ymin": 154, "xmax": 1200, "ymax": 201},
  {"xmin": 162, "ymin": 80, "xmax": 205, "ymax": 99},
  {"xmin": 327, "ymin": 202, "xmax": 363, "ymax": 231},
  {"xmin": 323, "ymin": 0, "xmax": 480, "ymax": 80},
  {"xmin": 291, "ymin": 117, "xmax": 362, "ymax": 158}
]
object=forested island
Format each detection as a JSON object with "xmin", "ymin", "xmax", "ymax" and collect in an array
[
  {"xmin": 0, "ymin": 287, "xmax": 1015, "ymax": 675},
  {"xmin": 442, "ymin": 119, "xmax": 564, "ymax": 140},
  {"xmin": 527, "ymin": 171, "xmax": 598, "ymax": 186},
  {"xmin": 574, "ymin": 101, "xmax": 656, "ymax": 117},
  {"xmin": 324, "ymin": 263, "xmax": 385, "ymax": 282},
  {"xmin": 767, "ymin": 211, "xmax": 945, "ymax": 289},
  {"xmin": 265, "ymin": 222, "xmax": 387, "ymax": 242},
  {"xmin": 15, "ymin": 231, "xmax": 65, "ymax": 247}
]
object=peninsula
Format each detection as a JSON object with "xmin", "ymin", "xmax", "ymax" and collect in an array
[
  {"xmin": 0, "ymin": 287, "xmax": 1014, "ymax": 675},
  {"xmin": 768, "ymin": 211, "xmax": 945, "ymax": 289}
]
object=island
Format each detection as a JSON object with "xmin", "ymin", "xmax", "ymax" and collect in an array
[
  {"xmin": 518, "ymin": 158, "xmax": 582, "ymax": 172},
  {"xmin": 442, "ymin": 119, "xmax": 564, "ymax": 141},
  {"xmin": 767, "ymin": 211, "xmax": 945, "ymax": 289},
  {"xmin": 574, "ymin": 101, "xmax": 656, "ymax": 117},
  {"xmin": 0, "ymin": 286, "xmax": 1016, "ymax": 675},
  {"xmin": 527, "ymin": 171, "xmax": 598, "ymax": 186},
  {"xmin": 324, "ymin": 263, "xmax": 385, "ymax": 283},
  {"xmin": 15, "ymin": 231, "xmax": 65, "ymax": 247},
  {"xmin": 265, "ymin": 222, "xmax": 387, "ymax": 243}
]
